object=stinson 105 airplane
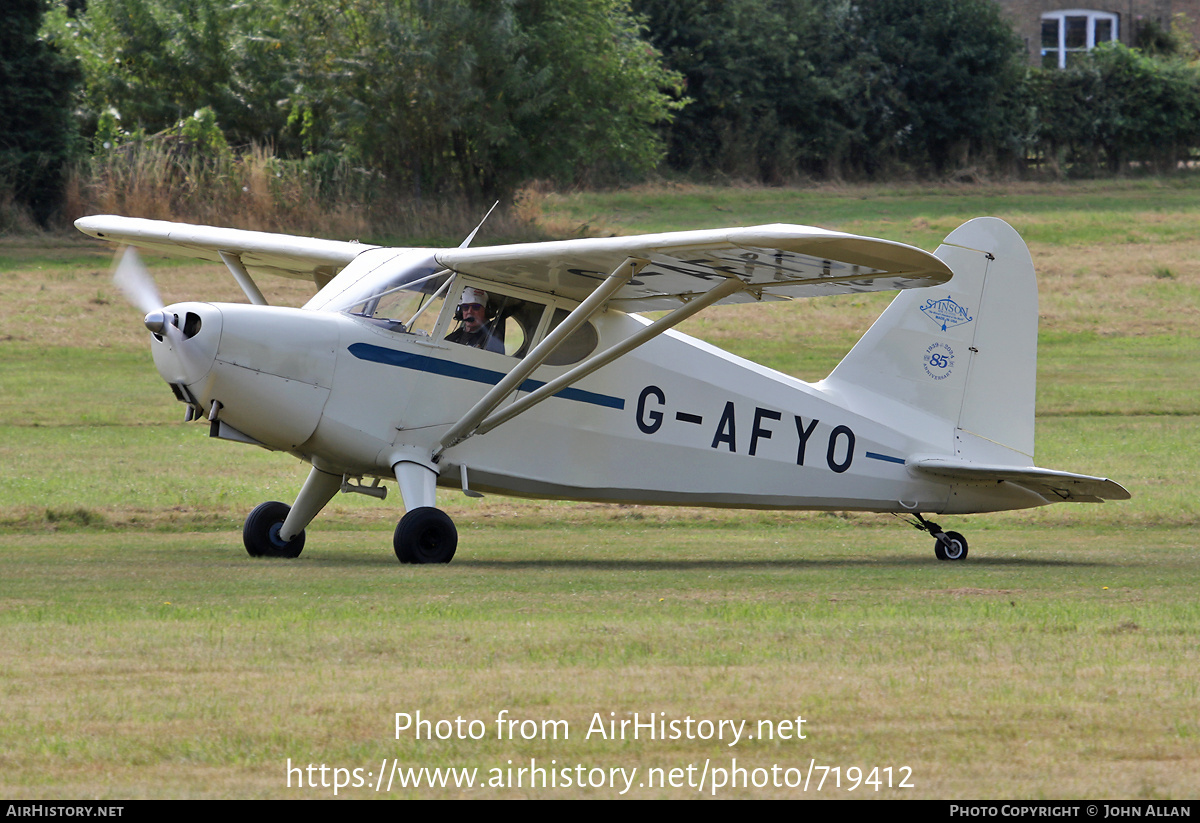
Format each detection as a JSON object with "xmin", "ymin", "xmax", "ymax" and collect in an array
[{"xmin": 77, "ymin": 213, "xmax": 1128, "ymax": 563}]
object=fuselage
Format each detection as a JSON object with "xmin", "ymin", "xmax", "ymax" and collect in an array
[{"xmin": 148, "ymin": 295, "xmax": 1037, "ymax": 517}]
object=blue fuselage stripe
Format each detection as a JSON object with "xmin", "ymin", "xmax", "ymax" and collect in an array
[
  {"xmin": 865, "ymin": 451, "xmax": 906, "ymax": 465},
  {"xmin": 347, "ymin": 343, "xmax": 625, "ymax": 410}
]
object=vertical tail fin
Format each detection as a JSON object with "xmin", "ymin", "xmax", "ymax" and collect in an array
[{"xmin": 824, "ymin": 218, "xmax": 1038, "ymax": 464}]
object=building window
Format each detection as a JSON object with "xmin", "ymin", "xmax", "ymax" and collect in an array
[{"xmin": 1041, "ymin": 10, "xmax": 1119, "ymax": 68}]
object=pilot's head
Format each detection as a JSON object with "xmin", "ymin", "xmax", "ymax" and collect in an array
[{"xmin": 458, "ymin": 287, "xmax": 488, "ymax": 332}]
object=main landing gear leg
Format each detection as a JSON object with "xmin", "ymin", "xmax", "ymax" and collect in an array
[
  {"xmin": 244, "ymin": 466, "xmax": 341, "ymax": 558},
  {"xmin": 908, "ymin": 514, "xmax": 969, "ymax": 562},
  {"xmin": 392, "ymin": 460, "xmax": 457, "ymax": 565}
]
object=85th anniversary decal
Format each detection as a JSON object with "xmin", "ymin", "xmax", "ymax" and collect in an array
[{"xmin": 923, "ymin": 342, "xmax": 955, "ymax": 381}]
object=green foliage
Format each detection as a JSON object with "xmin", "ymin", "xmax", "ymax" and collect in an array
[
  {"xmin": 178, "ymin": 106, "xmax": 232, "ymax": 163},
  {"xmin": 1135, "ymin": 13, "xmax": 1199, "ymax": 61},
  {"xmin": 44, "ymin": 0, "xmax": 293, "ymax": 149},
  {"xmin": 640, "ymin": 0, "xmax": 1200, "ymax": 182},
  {"xmin": 516, "ymin": 0, "xmax": 685, "ymax": 186},
  {"xmin": 0, "ymin": 0, "xmax": 79, "ymax": 226},
  {"xmin": 633, "ymin": 0, "xmax": 835, "ymax": 179},
  {"xmin": 54, "ymin": 0, "xmax": 681, "ymax": 203},
  {"xmin": 638, "ymin": 0, "xmax": 1026, "ymax": 180},
  {"xmin": 1029, "ymin": 43, "xmax": 1200, "ymax": 175},
  {"xmin": 84, "ymin": 107, "xmax": 240, "ymax": 218},
  {"xmin": 854, "ymin": 0, "xmax": 1027, "ymax": 174},
  {"xmin": 42, "ymin": 0, "xmax": 1200, "ymax": 204},
  {"xmin": 277, "ymin": 0, "xmax": 682, "ymax": 200}
]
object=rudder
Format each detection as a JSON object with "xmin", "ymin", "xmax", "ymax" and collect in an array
[{"xmin": 824, "ymin": 217, "xmax": 1038, "ymax": 464}]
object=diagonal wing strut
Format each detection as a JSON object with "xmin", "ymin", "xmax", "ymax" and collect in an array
[
  {"xmin": 435, "ymin": 274, "xmax": 745, "ymax": 458},
  {"xmin": 434, "ymin": 259, "xmax": 646, "ymax": 456}
]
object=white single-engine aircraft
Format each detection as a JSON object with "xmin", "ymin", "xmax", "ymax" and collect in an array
[{"xmin": 77, "ymin": 213, "xmax": 1129, "ymax": 563}]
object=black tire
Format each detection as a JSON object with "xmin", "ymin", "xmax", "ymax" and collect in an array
[
  {"xmin": 934, "ymin": 530, "xmax": 968, "ymax": 561},
  {"xmin": 394, "ymin": 507, "xmax": 457, "ymax": 564},
  {"xmin": 244, "ymin": 501, "xmax": 305, "ymax": 558}
]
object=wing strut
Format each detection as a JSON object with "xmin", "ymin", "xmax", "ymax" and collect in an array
[
  {"xmin": 434, "ymin": 259, "xmax": 646, "ymax": 456},
  {"xmin": 468, "ymin": 275, "xmax": 745, "ymax": 442},
  {"xmin": 218, "ymin": 251, "xmax": 269, "ymax": 306}
]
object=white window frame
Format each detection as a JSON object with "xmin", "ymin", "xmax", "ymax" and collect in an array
[{"xmin": 1041, "ymin": 9, "xmax": 1119, "ymax": 69}]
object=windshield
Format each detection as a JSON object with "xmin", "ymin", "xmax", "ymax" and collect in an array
[
  {"xmin": 355, "ymin": 277, "xmax": 450, "ymax": 337},
  {"xmin": 303, "ymin": 248, "xmax": 447, "ymax": 315}
]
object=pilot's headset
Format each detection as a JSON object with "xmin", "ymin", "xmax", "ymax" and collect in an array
[{"xmin": 453, "ymin": 286, "xmax": 497, "ymax": 321}]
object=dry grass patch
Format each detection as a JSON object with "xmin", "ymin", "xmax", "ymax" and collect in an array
[{"xmin": 1032, "ymin": 241, "xmax": 1200, "ymax": 336}]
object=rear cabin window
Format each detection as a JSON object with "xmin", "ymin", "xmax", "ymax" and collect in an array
[{"xmin": 542, "ymin": 308, "xmax": 599, "ymax": 366}]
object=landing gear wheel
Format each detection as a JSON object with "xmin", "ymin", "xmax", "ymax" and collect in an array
[
  {"xmin": 244, "ymin": 501, "xmax": 305, "ymax": 558},
  {"xmin": 934, "ymin": 530, "xmax": 968, "ymax": 561},
  {"xmin": 906, "ymin": 514, "xmax": 969, "ymax": 562},
  {"xmin": 394, "ymin": 507, "xmax": 457, "ymax": 564}
]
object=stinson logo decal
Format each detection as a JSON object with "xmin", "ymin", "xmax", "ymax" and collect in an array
[{"xmin": 920, "ymin": 295, "xmax": 973, "ymax": 331}]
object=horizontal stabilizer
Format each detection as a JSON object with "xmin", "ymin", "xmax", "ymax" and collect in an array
[{"xmin": 908, "ymin": 456, "xmax": 1131, "ymax": 503}]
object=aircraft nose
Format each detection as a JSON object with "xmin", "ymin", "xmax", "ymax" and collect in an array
[
  {"xmin": 144, "ymin": 310, "xmax": 166, "ymax": 334},
  {"xmin": 198, "ymin": 303, "xmax": 338, "ymax": 451},
  {"xmin": 149, "ymin": 302, "xmax": 222, "ymax": 388}
]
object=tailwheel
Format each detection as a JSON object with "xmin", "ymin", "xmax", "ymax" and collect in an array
[
  {"xmin": 905, "ymin": 514, "xmax": 968, "ymax": 562},
  {"xmin": 394, "ymin": 507, "xmax": 457, "ymax": 564},
  {"xmin": 244, "ymin": 501, "xmax": 305, "ymax": 558},
  {"xmin": 934, "ymin": 530, "xmax": 968, "ymax": 562}
]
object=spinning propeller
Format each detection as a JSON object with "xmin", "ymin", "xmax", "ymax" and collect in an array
[
  {"xmin": 112, "ymin": 245, "xmax": 212, "ymax": 384},
  {"xmin": 113, "ymin": 245, "xmax": 170, "ymax": 330}
]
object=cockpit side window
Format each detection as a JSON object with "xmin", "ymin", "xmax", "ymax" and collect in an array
[
  {"xmin": 495, "ymin": 297, "xmax": 546, "ymax": 358},
  {"xmin": 357, "ymin": 272, "xmax": 598, "ymax": 365},
  {"xmin": 444, "ymin": 284, "xmax": 548, "ymax": 358}
]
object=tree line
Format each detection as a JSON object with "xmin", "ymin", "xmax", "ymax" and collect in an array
[{"xmin": 6, "ymin": 0, "xmax": 1200, "ymax": 228}]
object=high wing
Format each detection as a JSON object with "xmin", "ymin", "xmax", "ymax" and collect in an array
[
  {"xmin": 77, "ymin": 215, "xmax": 952, "ymax": 311},
  {"xmin": 908, "ymin": 456, "xmax": 1131, "ymax": 503},
  {"xmin": 431, "ymin": 225, "xmax": 951, "ymax": 452},
  {"xmin": 75, "ymin": 215, "xmax": 378, "ymax": 288},
  {"xmin": 437, "ymin": 224, "xmax": 952, "ymax": 310}
]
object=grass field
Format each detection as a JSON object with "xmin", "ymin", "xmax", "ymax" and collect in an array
[{"xmin": 0, "ymin": 180, "xmax": 1197, "ymax": 798}]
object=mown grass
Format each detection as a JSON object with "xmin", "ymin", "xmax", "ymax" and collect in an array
[
  {"xmin": 2, "ymin": 527, "xmax": 1196, "ymax": 798},
  {"xmin": 0, "ymin": 180, "xmax": 1196, "ymax": 798}
]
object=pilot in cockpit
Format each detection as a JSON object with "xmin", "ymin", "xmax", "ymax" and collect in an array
[{"xmin": 445, "ymin": 286, "xmax": 504, "ymax": 353}]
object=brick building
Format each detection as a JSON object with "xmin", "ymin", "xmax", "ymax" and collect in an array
[{"xmin": 993, "ymin": 0, "xmax": 1200, "ymax": 66}]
